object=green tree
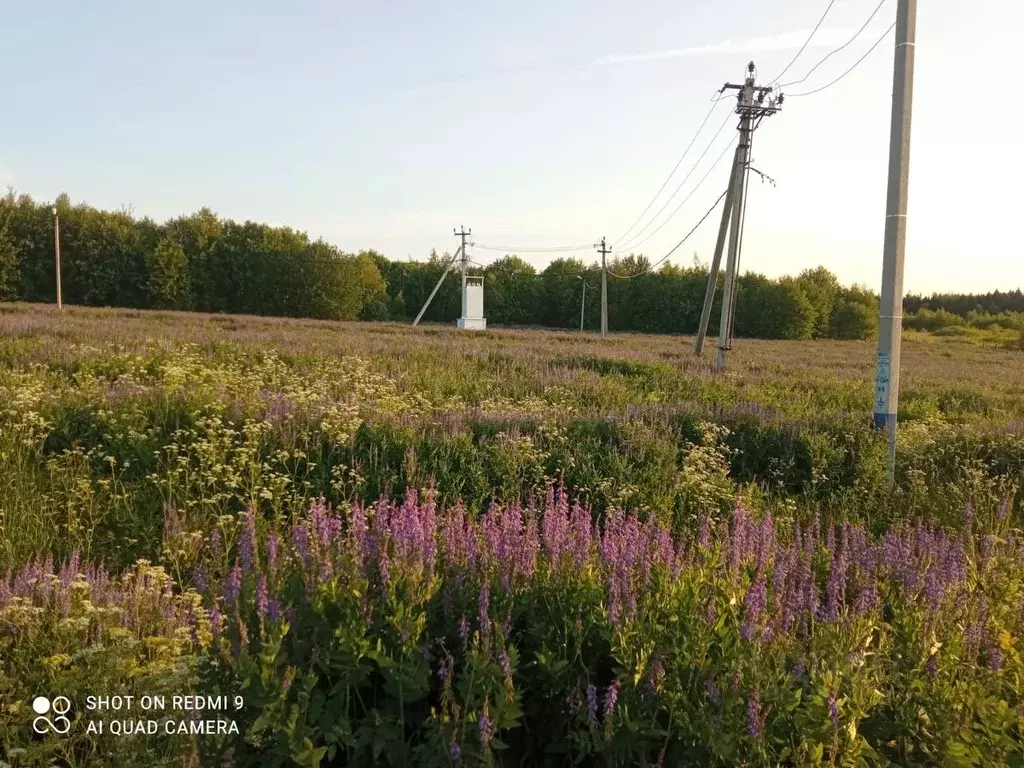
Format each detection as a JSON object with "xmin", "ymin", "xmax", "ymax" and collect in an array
[
  {"xmin": 795, "ymin": 266, "xmax": 842, "ymax": 338},
  {"xmin": 539, "ymin": 258, "xmax": 594, "ymax": 329},
  {"xmin": 146, "ymin": 236, "xmax": 189, "ymax": 309},
  {"xmin": 335, "ymin": 251, "xmax": 387, "ymax": 321},
  {"xmin": 830, "ymin": 300, "xmax": 877, "ymax": 340},
  {"xmin": 734, "ymin": 275, "xmax": 815, "ymax": 340},
  {"xmin": 483, "ymin": 255, "xmax": 539, "ymax": 326},
  {"xmin": 388, "ymin": 292, "xmax": 407, "ymax": 320},
  {"xmin": 0, "ymin": 227, "xmax": 19, "ymax": 301}
]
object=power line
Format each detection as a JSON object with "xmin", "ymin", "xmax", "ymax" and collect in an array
[
  {"xmin": 614, "ymin": 109, "xmax": 736, "ymax": 253},
  {"xmin": 615, "ymin": 133, "xmax": 738, "ymax": 256},
  {"xmin": 611, "ymin": 94, "xmax": 730, "ymax": 247},
  {"xmin": 785, "ymin": 21, "xmax": 896, "ymax": 97},
  {"xmin": 767, "ymin": 0, "xmax": 838, "ymax": 85},
  {"xmin": 779, "ymin": 0, "xmax": 889, "ymax": 89},
  {"xmin": 607, "ymin": 187, "xmax": 729, "ymax": 279},
  {"xmin": 471, "ymin": 242, "xmax": 590, "ymax": 253}
]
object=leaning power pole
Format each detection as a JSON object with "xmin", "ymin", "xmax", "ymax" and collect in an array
[
  {"xmin": 596, "ymin": 236, "xmax": 610, "ymax": 336},
  {"xmin": 874, "ymin": 0, "xmax": 918, "ymax": 487},
  {"xmin": 694, "ymin": 62, "xmax": 781, "ymax": 371}
]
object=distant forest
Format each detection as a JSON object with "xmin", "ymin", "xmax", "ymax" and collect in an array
[{"xmin": 1, "ymin": 190, "xmax": 1021, "ymax": 341}]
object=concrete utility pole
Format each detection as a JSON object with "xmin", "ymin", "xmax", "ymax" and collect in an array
[
  {"xmin": 694, "ymin": 63, "xmax": 781, "ymax": 370},
  {"xmin": 455, "ymin": 226, "xmax": 471, "ymax": 320},
  {"xmin": 52, "ymin": 207, "xmax": 62, "ymax": 311},
  {"xmin": 694, "ymin": 143, "xmax": 744, "ymax": 355},
  {"xmin": 596, "ymin": 236, "xmax": 610, "ymax": 336},
  {"xmin": 874, "ymin": 0, "xmax": 917, "ymax": 487}
]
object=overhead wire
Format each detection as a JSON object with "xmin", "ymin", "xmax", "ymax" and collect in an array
[
  {"xmin": 766, "ymin": 0, "xmax": 839, "ymax": 85},
  {"xmin": 615, "ymin": 132, "xmax": 738, "ymax": 256},
  {"xmin": 610, "ymin": 93, "xmax": 731, "ymax": 248},
  {"xmin": 471, "ymin": 242, "xmax": 591, "ymax": 253},
  {"xmin": 607, "ymin": 187, "xmax": 729, "ymax": 279},
  {"xmin": 614, "ymin": 109, "xmax": 736, "ymax": 254},
  {"xmin": 785, "ymin": 21, "xmax": 896, "ymax": 97},
  {"xmin": 778, "ymin": 0, "xmax": 889, "ymax": 89}
]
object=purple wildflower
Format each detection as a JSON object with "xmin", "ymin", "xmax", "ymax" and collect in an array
[
  {"xmin": 478, "ymin": 582, "xmax": 490, "ymax": 635},
  {"xmin": 604, "ymin": 681, "xmax": 620, "ymax": 720},
  {"xmin": 210, "ymin": 528, "xmax": 222, "ymax": 556},
  {"xmin": 987, "ymin": 639, "xmax": 1004, "ymax": 672},
  {"xmin": 478, "ymin": 701, "xmax": 492, "ymax": 748},
  {"xmin": 449, "ymin": 742, "xmax": 461, "ymax": 762},
  {"xmin": 741, "ymin": 572, "xmax": 767, "ymax": 641},
  {"xmin": 291, "ymin": 525, "xmax": 311, "ymax": 568},
  {"xmin": 239, "ymin": 503, "xmax": 257, "ymax": 572},
  {"xmin": 267, "ymin": 532, "xmax": 279, "ymax": 572},
  {"xmin": 458, "ymin": 615, "xmax": 470, "ymax": 645},
  {"xmin": 827, "ymin": 690, "xmax": 839, "ymax": 724},
  {"xmin": 499, "ymin": 650, "xmax": 512, "ymax": 681},
  {"xmin": 209, "ymin": 603, "xmax": 223, "ymax": 643},
  {"xmin": 224, "ymin": 560, "xmax": 242, "ymax": 603},
  {"xmin": 747, "ymin": 692, "xmax": 764, "ymax": 741},
  {"xmin": 586, "ymin": 684, "xmax": 599, "ymax": 721},
  {"xmin": 997, "ymin": 495, "xmax": 1010, "ymax": 522},
  {"xmin": 193, "ymin": 566, "xmax": 208, "ymax": 595},
  {"xmin": 927, "ymin": 655, "xmax": 938, "ymax": 679},
  {"xmin": 256, "ymin": 575, "xmax": 269, "ymax": 619},
  {"xmin": 646, "ymin": 657, "xmax": 665, "ymax": 697},
  {"xmin": 698, "ymin": 516, "xmax": 711, "ymax": 549}
]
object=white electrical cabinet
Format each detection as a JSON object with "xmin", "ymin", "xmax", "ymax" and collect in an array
[{"xmin": 457, "ymin": 276, "xmax": 486, "ymax": 330}]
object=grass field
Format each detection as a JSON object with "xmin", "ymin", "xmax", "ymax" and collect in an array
[{"xmin": 1, "ymin": 302, "xmax": 1023, "ymax": 766}]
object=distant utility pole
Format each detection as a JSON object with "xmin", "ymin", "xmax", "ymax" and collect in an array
[
  {"xmin": 874, "ymin": 0, "xmax": 918, "ymax": 487},
  {"xmin": 52, "ymin": 207, "xmax": 62, "ymax": 310},
  {"xmin": 596, "ymin": 237, "xmax": 610, "ymax": 336},
  {"xmin": 694, "ymin": 62, "xmax": 781, "ymax": 372},
  {"xmin": 455, "ymin": 226, "xmax": 471, "ymax": 320}
]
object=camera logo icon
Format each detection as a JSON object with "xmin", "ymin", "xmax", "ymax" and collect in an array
[{"xmin": 32, "ymin": 696, "xmax": 71, "ymax": 735}]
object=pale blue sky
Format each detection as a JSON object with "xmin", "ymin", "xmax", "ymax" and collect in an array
[{"xmin": 2, "ymin": 0, "xmax": 1020, "ymax": 295}]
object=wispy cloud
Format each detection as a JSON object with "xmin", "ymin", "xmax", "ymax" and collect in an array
[{"xmin": 591, "ymin": 28, "xmax": 858, "ymax": 66}]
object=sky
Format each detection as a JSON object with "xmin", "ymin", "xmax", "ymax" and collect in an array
[{"xmin": 2, "ymin": 0, "xmax": 1021, "ymax": 296}]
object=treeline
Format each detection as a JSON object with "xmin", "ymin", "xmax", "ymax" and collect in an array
[
  {"xmin": 905, "ymin": 290, "xmax": 1024, "ymax": 317},
  {"xmin": 0, "ymin": 190, "xmax": 1008, "ymax": 341}
]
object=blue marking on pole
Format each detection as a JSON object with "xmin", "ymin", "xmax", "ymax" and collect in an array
[
  {"xmin": 873, "ymin": 351, "xmax": 891, "ymax": 430},
  {"xmin": 873, "ymin": 412, "xmax": 896, "ymax": 430}
]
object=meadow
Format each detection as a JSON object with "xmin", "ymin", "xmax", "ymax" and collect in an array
[{"xmin": 1, "ymin": 302, "xmax": 1023, "ymax": 767}]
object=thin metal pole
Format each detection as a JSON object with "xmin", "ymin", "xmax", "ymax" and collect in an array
[
  {"xmin": 53, "ymin": 208, "xmax": 62, "ymax": 310},
  {"xmin": 694, "ymin": 143, "xmax": 742, "ymax": 355},
  {"xmin": 874, "ymin": 0, "xmax": 917, "ymax": 488},
  {"xmin": 580, "ymin": 281, "xmax": 586, "ymax": 331}
]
